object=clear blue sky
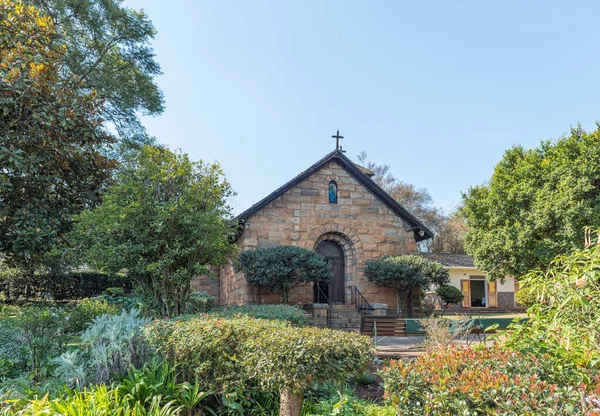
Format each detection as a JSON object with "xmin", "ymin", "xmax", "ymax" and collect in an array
[{"xmin": 125, "ymin": 0, "xmax": 600, "ymax": 215}]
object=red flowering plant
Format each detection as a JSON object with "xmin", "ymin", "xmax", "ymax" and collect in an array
[{"xmin": 380, "ymin": 347, "xmax": 600, "ymax": 415}]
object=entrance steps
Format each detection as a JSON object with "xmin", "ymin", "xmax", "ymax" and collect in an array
[{"xmin": 361, "ymin": 316, "xmax": 406, "ymax": 337}]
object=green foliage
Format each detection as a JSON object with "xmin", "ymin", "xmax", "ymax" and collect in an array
[
  {"xmin": 381, "ymin": 347, "xmax": 600, "ymax": 415},
  {"xmin": 462, "ymin": 127, "xmax": 600, "ymax": 281},
  {"xmin": 64, "ymin": 298, "xmax": 119, "ymax": 333},
  {"xmin": 0, "ymin": 0, "xmax": 117, "ymax": 275},
  {"xmin": 302, "ymin": 392, "xmax": 395, "ymax": 416},
  {"xmin": 72, "ymin": 145, "xmax": 236, "ymax": 316},
  {"xmin": 435, "ymin": 284, "xmax": 464, "ymax": 311},
  {"xmin": 0, "ymin": 321, "xmax": 27, "ymax": 378},
  {"xmin": 244, "ymin": 326, "xmax": 373, "ymax": 393},
  {"xmin": 234, "ymin": 245, "xmax": 330, "ymax": 303},
  {"xmin": 10, "ymin": 306, "xmax": 69, "ymax": 379},
  {"xmin": 364, "ymin": 255, "xmax": 449, "ymax": 317},
  {"xmin": 185, "ymin": 291, "xmax": 215, "ymax": 314},
  {"xmin": 143, "ymin": 316, "xmax": 289, "ymax": 394},
  {"xmin": 0, "ymin": 267, "xmax": 130, "ymax": 301},
  {"xmin": 210, "ymin": 304, "xmax": 311, "ymax": 326},
  {"xmin": 514, "ymin": 285, "xmax": 537, "ymax": 307},
  {"xmin": 27, "ymin": 0, "xmax": 164, "ymax": 145},
  {"xmin": 504, "ymin": 242, "xmax": 600, "ymax": 368},
  {"xmin": 54, "ymin": 309, "xmax": 152, "ymax": 386}
]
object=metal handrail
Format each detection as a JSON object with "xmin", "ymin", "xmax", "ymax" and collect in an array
[
  {"xmin": 352, "ymin": 285, "xmax": 374, "ymax": 315},
  {"xmin": 314, "ymin": 284, "xmax": 332, "ymax": 327}
]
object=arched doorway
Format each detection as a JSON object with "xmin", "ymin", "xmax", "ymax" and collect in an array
[{"xmin": 314, "ymin": 241, "xmax": 345, "ymax": 304}]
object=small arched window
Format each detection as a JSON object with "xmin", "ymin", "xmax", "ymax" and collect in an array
[{"xmin": 328, "ymin": 180, "xmax": 338, "ymax": 204}]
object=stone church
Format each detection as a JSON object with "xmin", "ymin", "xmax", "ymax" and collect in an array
[{"xmin": 192, "ymin": 141, "xmax": 433, "ymax": 313}]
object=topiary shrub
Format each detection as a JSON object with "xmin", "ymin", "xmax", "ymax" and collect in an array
[
  {"xmin": 234, "ymin": 245, "xmax": 330, "ymax": 303},
  {"xmin": 244, "ymin": 326, "xmax": 373, "ymax": 416},
  {"xmin": 186, "ymin": 291, "xmax": 215, "ymax": 313},
  {"xmin": 435, "ymin": 285, "xmax": 464, "ymax": 316},
  {"xmin": 381, "ymin": 347, "xmax": 600, "ymax": 415},
  {"xmin": 143, "ymin": 315, "xmax": 288, "ymax": 394},
  {"xmin": 364, "ymin": 255, "xmax": 449, "ymax": 317},
  {"xmin": 210, "ymin": 304, "xmax": 311, "ymax": 326},
  {"xmin": 0, "ymin": 319, "xmax": 27, "ymax": 377}
]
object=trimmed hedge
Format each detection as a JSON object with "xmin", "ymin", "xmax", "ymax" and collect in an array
[
  {"xmin": 0, "ymin": 270, "xmax": 131, "ymax": 300},
  {"xmin": 209, "ymin": 304, "xmax": 311, "ymax": 326}
]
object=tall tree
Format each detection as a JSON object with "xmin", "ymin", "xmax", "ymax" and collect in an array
[
  {"xmin": 462, "ymin": 126, "xmax": 600, "ymax": 281},
  {"xmin": 357, "ymin": 152, "xmax": 464, "ymax": 253},
  {"xmin": 72, "ymin": 145, "xmax": 236, "ymax": 316},
  {"xmin": 0, "ymin": 0, "xmax": 116, "ymax": 287},
  {"xmin": 27, "ymin": 0, "xmax": 164, "ymax": 145}
]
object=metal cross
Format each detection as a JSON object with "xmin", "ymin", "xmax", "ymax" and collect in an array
[{"xmin": 332, "ymin": 130, "xmax": 344, "ymax": 151}]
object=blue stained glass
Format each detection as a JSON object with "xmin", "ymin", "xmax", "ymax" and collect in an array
[{"xmin": 329, "ymin": 181, "xmax": 338, "ymax": 204}]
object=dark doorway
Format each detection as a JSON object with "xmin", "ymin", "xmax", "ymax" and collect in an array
[
  {"xmin": 314, "ymin": 241, "xmax": 345, "ymax": 304},
  {"xmin": 470, "ymin": 280, "xmax": 486, "ymax": 307}
]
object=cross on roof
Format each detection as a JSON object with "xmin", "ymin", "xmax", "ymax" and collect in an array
[{"xmin": 332, "ymin": 129, "xmax": 344, "ymax": 151}]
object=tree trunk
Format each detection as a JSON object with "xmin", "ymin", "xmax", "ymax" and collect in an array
[
  {"xmin": 279, "ymin": 389, "xmax": 304, "ymax": 416},
  {"xmin": 406, "ymin": 288, "xmax": 414, "ymax": 318}
]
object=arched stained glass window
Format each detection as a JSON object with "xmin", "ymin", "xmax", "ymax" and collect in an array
[{"xmin": 328, "ymin": 180, "xmax": 338, "ymax": 204}]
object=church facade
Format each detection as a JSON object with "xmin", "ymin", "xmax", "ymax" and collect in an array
[{"xmin": 192, "ymin": 148, "xmax": 434, "ymax": 311}]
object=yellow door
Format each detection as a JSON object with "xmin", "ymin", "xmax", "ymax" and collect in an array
[
  {"xmin": 461, "ymin": 280, "xmax": 471, "ymax": 308},
  {"xmin": 488, "ymin": 281, "xmax": 498, "ymax": 308}
]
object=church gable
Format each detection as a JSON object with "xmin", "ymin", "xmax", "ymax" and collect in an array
[{"xmin": 236, "ymin": 150, "xmax": 433, "ymax": 243}]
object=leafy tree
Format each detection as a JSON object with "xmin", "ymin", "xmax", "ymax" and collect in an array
[
  {"xmin": 357, "ymin": 152, "xmax": 465, "ymax": 253},
  {"xmin": 436, "ymin": 284, "xmax": 464, "ymax": 316},
  {"xmin": 504, "ymin": 230, "xmax": 600, "ymax": 368},
  {"xmin": 364, "ymin": 255, "xmax": 449, "ymax": 317},
  {"xmin": 27, "ymin": 0, "xmax": 164, "ymax": 145},
  {"xmin": 462, "ymin": 127, "xmax": 600, "ymax": 281},
  {"xmin": 72, "ymin": 145, "xmax": 235, "ymax": 316},
  {"xmin": 234, "ymin": 245, "xmax": 330, "ymax": 303},
  {"xmin": 0, "ymin": 0, "xmax": 116, "ymax": 293}
]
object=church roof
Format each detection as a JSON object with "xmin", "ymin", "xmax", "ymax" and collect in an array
[{"xmin": 235, "ymin": 150, "xmax": 434, "ymax": 242}]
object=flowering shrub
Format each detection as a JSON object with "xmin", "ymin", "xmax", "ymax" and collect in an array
[
  {"xmin": 381, "ymin": 347, "xmax": 600, "ymax": 415},
  {"xmin": 210, "ymin": 304, "xmax": 311, "ymax": 326}
]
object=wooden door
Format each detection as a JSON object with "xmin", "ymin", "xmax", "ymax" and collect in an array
[
  {"xmin": 461, "ymin": 279, "xmax": 471, "ymax": 308},
  {"xmin": 487, "ymin": 281, "xmax": 498, "ymax": 308},
  {"xmin": 316, "ymin": 241, "xmax": 345, "ymax": 304}
]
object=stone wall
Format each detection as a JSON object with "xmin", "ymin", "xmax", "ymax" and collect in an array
[
  {"xmin": 497, "ymin": 291, "xmax": 516, "ymax": 309},
  {"xmin": 203, "ymin": 160, "xmax": 418, "ymax": 308}
]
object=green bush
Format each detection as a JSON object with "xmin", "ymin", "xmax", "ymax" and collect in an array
[
  {"xmin": 0, "ymin": 320, "xmax": 27, "ymax": 377},
  {"xmin": 11, "ymin": 306, "xmax": 69, "ymax": 380},
  {"xmin": 186, "ymin": 291, "xmax": 215, "ymax": 313},
  {"xmin": 210, "ymin": 304, "xmax": 311, "ymax": 326},
  {"xmin": 435, "ymin": 285, "xmax": 463, "ymax": 310},
  {"xmin": 144, "ymin": 316, "xmax": 288, "ymax": 394},
  {"xmin": 243, "ymin": 326, "xmax": 373, "ymax": 416},
  {"xmin": 64, "ymin": 298, "xmax": 119, "ymax": 333},
  {"xmin": 234, "ymin": 245, "xmax": 330, "ymax": 303},
  {"xmin": 381, "ymin": 347, "xmax": 600, "ymax": 415},
  {"xmin": 145, "ymin": 315, "xmax": 373, "ymax": 416},
  {"xmin": 514, "ymin": 286, "xmax": 537, "ymax": 307}
]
